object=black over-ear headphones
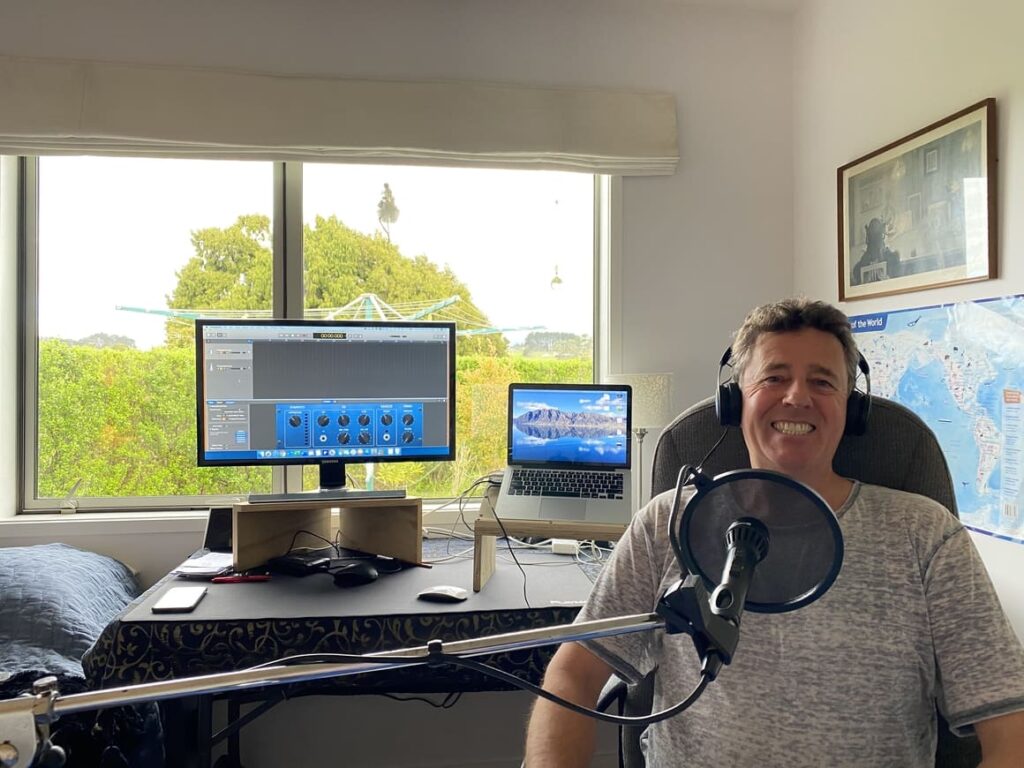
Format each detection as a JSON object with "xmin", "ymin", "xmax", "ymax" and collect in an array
[{"xmin": 715, "ymin": 346, "xmax": 872, "ymax": 436}]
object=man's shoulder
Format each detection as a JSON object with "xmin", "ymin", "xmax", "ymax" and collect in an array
[
  {"xmin": 852, "ymin": 482, "xmax": 962, "ymax": 539},
  {"xmin": 640, "ymin": 486, "xmax": 694, "ymax": 524},
  {"xmin": 855, "ymin": 481, "xmax": 954, "ymax": 514}
]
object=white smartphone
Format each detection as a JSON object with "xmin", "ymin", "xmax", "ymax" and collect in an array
[{"xmin": 151, "ymin": 585, "xmax": 208, "ymax": 614}]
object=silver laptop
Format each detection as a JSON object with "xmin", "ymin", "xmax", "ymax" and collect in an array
[{"xmin": 495, "ymin": 383, "xmax": 633, "ymax": 523}]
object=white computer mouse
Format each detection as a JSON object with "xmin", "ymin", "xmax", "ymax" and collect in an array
[{"xmin": 417, "ymin": 585, "xmax": 469, "ymax": 603}]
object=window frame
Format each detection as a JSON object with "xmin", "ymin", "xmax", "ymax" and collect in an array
[{"xmin": 17, "ymin": 156, "xmax": 610, "ymax": 513}]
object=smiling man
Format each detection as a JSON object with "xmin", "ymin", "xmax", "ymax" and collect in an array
[{"xmin": 523, "ymin": 298, "xmax": 1024, "ymax": 767}]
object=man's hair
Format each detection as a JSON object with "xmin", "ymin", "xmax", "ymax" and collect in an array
[{"xmin": 730, "ymin": 298, "xmax": 860, "ymax": 393}]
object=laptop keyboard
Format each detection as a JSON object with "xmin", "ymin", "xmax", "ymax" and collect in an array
[{"xmin": 509, "ymin": 468, "xmax": 624, "ymax": 499}]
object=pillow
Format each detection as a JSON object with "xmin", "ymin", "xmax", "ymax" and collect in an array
[{"xmin": 0, "ymin": 542, "xmax": 140, "ymax": 678}]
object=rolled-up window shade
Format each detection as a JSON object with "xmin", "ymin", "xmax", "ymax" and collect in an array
[{"xmin": 0, "ymin": 54, "xmax": 678, "ymax": 175}]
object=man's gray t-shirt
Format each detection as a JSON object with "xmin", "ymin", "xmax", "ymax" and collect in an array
[{"xmin": 578, "ymin": 482, "xmax": 1024, "ymax": 767}]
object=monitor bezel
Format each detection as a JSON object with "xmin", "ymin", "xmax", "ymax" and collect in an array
[{"xmin": 194, "ymin": 318, "xmax": 457, "ymax": 468}]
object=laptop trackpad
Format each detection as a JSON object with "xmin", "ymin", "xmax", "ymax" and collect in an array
[{"xmin": 539, "ymin": 498, "xmax": 587, "ymax": 520}]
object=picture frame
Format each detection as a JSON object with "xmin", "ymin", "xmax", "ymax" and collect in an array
[{"xmin": 837, "ymin": 98, "xmax": 997, "ymax": 301}]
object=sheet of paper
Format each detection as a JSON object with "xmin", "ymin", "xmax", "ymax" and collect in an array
[{"xmin": 171, "ymin": 550, "xmax": 233, "ymax": 577}]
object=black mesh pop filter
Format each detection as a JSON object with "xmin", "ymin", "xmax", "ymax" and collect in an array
[{"xmin": 677, "ymin": 469, "xmax": 844, "ymax": 613}]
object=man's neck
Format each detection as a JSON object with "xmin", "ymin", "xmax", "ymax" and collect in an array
[{"xmin": 803, "ymin": 473, "xmax": 854, "ymax": 511}]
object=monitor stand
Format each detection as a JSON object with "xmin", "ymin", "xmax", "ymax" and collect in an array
[
  {"xmin": 231, "ymin": 504, "xmax": 423, "ymax": 573},
  {"xmin": 247, "ymin": 461, "xmax": 406, "ymax": 504}
]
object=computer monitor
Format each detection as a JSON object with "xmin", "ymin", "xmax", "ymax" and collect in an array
[{"xmin": 195, "ymin": 319, "xmax": 456, "ymax": 498}]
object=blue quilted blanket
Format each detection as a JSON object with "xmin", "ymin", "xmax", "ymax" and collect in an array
[{"xmin": 0, "ymin": 542, "xmax": 139, "ymax": 687}]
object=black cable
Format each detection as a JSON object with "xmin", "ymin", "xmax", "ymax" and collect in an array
[
  {"xmin": 668, "ymin": 429, "xmax": 730, "ymax": 571},
  {"xmin": 285, "ymin": 529, "xmax": 339, "ymax": 556},
  {"xmin": 445, "ymin": 655, "xmax": 710, "ymax": 727},
  {"xmin": 490, "ymin": 506, "xmax": 531, "ymax": 608},
  {"xmin": 243, "ymin": 651, "xmax": 429, "ymax": 671},
  {"xmin": 242, "ymin": 650, "xmax": 709, "ymax": 727},
  {"xmin": 377, "ymin": 691, "xmax": 462, "ymax": 709},
  {"xmin": 444, "ymin": 476, "xmax": 491, "ymax": 556}
]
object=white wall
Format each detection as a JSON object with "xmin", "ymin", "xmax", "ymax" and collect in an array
[
  {"xmin": 792, "ymin": 0, "xmax": 1024, "ymax": 636},
  {"xmin": 0, "ymin": 2, "xmax": 795, "ymax": 766}
]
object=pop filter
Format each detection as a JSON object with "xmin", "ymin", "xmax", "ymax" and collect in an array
[{"xmin": 677, "ymin": 469, "xmax": 844, "ymax": 614}]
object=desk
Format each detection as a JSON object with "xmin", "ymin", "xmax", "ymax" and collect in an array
[{"xmin": 82, "ymin": 540, "xmax": 597, "ymax": 767}]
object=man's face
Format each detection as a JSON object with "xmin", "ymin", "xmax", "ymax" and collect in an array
[{"xmin": 739, "ymin": 328, "xmax": 849, "ymax": 484}]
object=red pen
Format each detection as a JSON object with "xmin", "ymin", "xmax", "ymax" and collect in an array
[{"xmin": 211, "ymin": 574, "xmax": 272, "ymax": 583}]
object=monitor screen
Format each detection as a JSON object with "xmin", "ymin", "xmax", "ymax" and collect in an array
[
  {"xmin": 507, "ymin": 383, "xmax": 631, "ymax": 468},
  {"xmin": 195, "ymin": 319, "xmax": 456, "ymax": 485}
]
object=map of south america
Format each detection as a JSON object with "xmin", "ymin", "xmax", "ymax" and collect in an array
[{"xmin": 851, "ymin": 295, "xmax": 1024, "ymax": 545}]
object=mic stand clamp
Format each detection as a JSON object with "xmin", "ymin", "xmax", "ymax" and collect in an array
[{"xmin": 656, "ymin": 574, "xmax": 739, "ymax": 681}]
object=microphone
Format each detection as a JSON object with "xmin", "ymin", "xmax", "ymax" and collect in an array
[
  {"xmin": 709, "ymin": 517, "xmax": 769, "ymax": 624},
  {"xmin": 657, "ymin": 467, "xmax": 843, "ymax": 679}
]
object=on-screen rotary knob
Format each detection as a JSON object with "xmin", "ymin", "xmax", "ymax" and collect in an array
[
  {"xmin": 358, "ymin": 414, "xmax": 370, "ymax": 427},
  {"xmin": 402, "ymin": 413, "xmax": 414, "ymax": 426},
  {"xmin": 401, "ymin": 431, "xmax": 414, "ymax": 444},
  {"xmin": 288, "ymin": 415, "xmax": 302, "ymax": 427},
  {"xmin": 338, "ymin": 414, "xmax": 350, "ymax": 426},
  {"xmin": 317, "ymin": 414, "xmax": 330, "ymax": 427},
  {"xmin": 358, "ymin": 431, "xmax": 371, "ymax": 445},
  {"xmin": 339, "ymin": 432, "xmax": 350, "ymax": 444},
  {"xmin": 381, "ymin": 413, "xmax": 394, "ymax": 426}
]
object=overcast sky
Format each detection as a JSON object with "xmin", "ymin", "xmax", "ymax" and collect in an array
[{"xmin": 38, "ymin": 157, "xmax": 594, "ymax": 349}]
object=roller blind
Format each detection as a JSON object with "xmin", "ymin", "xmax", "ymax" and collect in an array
[{"xmin": 0, "ymin": 54, "xmax": 678, "ymax": 175}]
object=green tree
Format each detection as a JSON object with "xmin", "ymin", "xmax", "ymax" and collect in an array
[
  {"xmin": 36, "ymin": 213, "xmax": 591, "ymax": 501},
  {"xmin": 166, "ymin": 214, "xmax": 506, "ymax": 355},
  {"xmin": 515, "ymin": 331, "xmax": 593, "ymax": 359},
  {"xmin": 377, "ymin": 183, "xmax": 399, "ymax": 242},
  {"xmin": 165, "ymin": 214, "xmax": 273, "ymax": 347}
]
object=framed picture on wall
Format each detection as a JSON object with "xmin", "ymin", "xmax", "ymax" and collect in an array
[{"xmin": 837, "ymin": 98, "xmax": 997, "ymax": 301}]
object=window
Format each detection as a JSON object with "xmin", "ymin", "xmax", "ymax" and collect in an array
[{"xmin": 21, "ymin": 157, "xmax": 597, "ymax": 510}]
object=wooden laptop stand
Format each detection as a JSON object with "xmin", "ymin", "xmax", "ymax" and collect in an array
[
  {"xmin": 472, "ymin": 517, "xmax": 627, "ymax": 592},
  {"xmin": 232, "ymin": 496, "xmax": 424, "ymax": 572}
]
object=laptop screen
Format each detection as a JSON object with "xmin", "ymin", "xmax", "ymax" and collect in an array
[{"xmin": 507, "ymin": 384, "xmax": 632, "ymax": 468}]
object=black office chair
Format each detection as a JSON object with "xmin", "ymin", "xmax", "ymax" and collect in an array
[{"xmin": 598, "ymin": 395, "xmax": 981, "ymax": 768}]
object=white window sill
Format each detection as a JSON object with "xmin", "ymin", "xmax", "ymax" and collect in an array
[{"xmin": 0, "ymin": 499, "xmax": 483, "ymax": 539}]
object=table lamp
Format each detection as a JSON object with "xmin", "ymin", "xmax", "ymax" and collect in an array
[{"xmin": 604, "ymin": 372, "xmax": 673, "ymax": 504}]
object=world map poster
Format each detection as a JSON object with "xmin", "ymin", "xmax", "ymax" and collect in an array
[{"xmin": 850, "ymin": 295, "xmax": 1024, "ymax": 545}]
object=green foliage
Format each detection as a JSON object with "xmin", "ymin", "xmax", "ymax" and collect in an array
[
  {"xmin": 165, "ymin": 214, "xmax": 506, "ymax": 355},
  {"xmin": 72, "ymin": 333, "xmax": 136, "ymax": 349},
  {"xmin": 166, "ymin": 214, "xmax": 273, "ymax": 347},
  {"xmin": 37, "ymin": 342, "xmax": 590, "ymax": 500},
  {"xmin": 36, "ymin": 212, "xmax": 591, "ymax": 501},
  {"xmin": 513, "ymin": 331, "xmax": 593, "ymax": 359},
  {"xmin": 37, "ymin": 339, "xmax": 271, "ymax": 499}
]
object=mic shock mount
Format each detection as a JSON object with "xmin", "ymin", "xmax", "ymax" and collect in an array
[{"xmin": 656, "ymin": 516, "xmax": 770, "ymax": 681}]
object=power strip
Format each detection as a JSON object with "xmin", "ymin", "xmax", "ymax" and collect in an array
[{"xmin": 551, "ymin": 538, "xmax": 580, "ymax": 556}]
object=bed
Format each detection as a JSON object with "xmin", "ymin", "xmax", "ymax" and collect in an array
[{"xmin": 0, "ymin": 542, "xmax": 162, "ymax": 767}]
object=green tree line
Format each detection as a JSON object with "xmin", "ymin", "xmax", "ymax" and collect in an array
[
  {"xmin": 37, "ymin": 342, "xmax": 589, "ymax": 499},
  {"xmin": 38, "ymin": 209, "xmax": 591, "ymax": 500}
]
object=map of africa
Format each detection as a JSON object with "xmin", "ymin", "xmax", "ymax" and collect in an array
[{"xmin": 850, "ymin": 295, "xmax": 1024, "ymax": 545}]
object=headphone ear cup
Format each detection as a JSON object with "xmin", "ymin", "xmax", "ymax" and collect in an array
[
  {"xmin": 845, "ymin": 392, "xmax": 871, "ymax": 436},
  {"xmin": 716, "ymin": 382, "xmax": 743, "ymax": 427}
]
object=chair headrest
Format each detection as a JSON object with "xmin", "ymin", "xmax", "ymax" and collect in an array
[{"xmin": 650, "ymin": 395, "xmax": 957, "ymax": 516}]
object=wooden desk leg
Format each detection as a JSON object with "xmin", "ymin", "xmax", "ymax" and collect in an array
[{"xmin": 473, "ymin": 531, "xmax": 497, "ymax": 592}]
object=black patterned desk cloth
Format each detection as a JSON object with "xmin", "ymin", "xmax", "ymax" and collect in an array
[{"xmin": 83, "ymin": 540, "xmax": 600, "ymax": 696}]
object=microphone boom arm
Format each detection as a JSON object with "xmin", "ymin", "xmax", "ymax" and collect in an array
[{"xmin": 0, "ymin": 613, "xmax": 664, "ymax": 768}]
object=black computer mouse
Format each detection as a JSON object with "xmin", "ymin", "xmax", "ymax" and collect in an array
[{"xmin": 332, "ymin": 561, "xmax": 379, "ymax": 588}]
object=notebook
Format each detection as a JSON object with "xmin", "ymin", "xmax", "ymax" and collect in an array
[{"xmin": 495, "ymin": 383, "xmax": 633, "ymax": 524}]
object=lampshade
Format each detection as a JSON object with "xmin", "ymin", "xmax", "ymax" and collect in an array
[{"xmin": 604, "ymin": 372, "xmax": 673, "ymax": 429}]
